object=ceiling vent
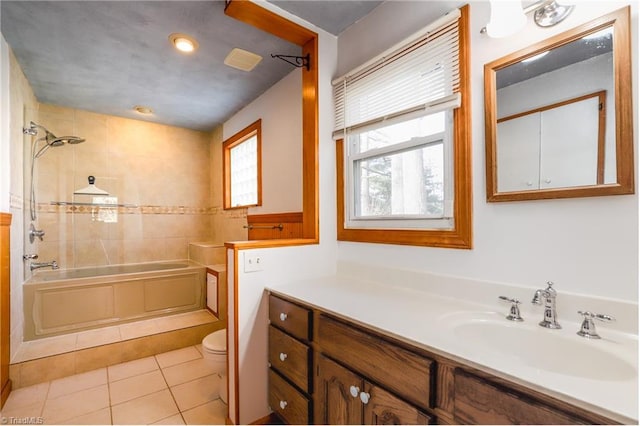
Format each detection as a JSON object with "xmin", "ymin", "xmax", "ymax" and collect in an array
[{"xmin": 224, "ymin": 48, "xmax": 263, "ymax": 72}]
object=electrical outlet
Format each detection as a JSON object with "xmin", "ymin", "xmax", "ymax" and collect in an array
[{"xmin": 244, "ymin": 253, "xmax": 263, "ymax": 272}]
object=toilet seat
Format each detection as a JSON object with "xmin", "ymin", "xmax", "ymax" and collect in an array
[{"xmin": 203, "ymin": 329, "xmax": 226, "ymax": 353}]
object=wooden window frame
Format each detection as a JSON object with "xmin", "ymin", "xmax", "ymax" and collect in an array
[
  {"xmin": 223, "ymin": 119, "xmax": 263, "ymax": 210},
  {"xmin": 336, "ymin": 5, "xmax": 472, "ymax": 249}
]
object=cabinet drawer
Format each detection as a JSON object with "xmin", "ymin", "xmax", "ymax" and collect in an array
[
  {"xmin": 453, "ymin": 369, "xmax": 589, "ymax": 424},
  {"xmin": 269, "ymin": 369, "xmax": 311, "ymax": 425},
  {"xmin": 318, "ymin": 315, "xmax": 434, "ymax": 410},
  {"xmin": 269, "ymin": 325, "xmax": 311, "ymax": 392},
  {"xmin": 364, "ymin": 382, "xmax": 433, "ymax": 425},
  {"xmin": 269, "ymin": 294, "xmax": 311, "ymax": 341}
]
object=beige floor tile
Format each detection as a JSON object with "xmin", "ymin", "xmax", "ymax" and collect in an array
[
  {"xmin": 111, "ymin": 389, "xmax": 179, "ymax": 425},
  {"xmin": 108, "ymin": 356, "xmax": 159, "ymax": 382},
  {"xmin": 48, "ymin": 368, "xmax": 107, "ymax": 399},
  {"xmin": 152, "ymin": 413, "xmax": 185, "ymax": 425},
  {"xmin": 76, "ymin": 326, "xmax": 122, "ymax": 350},
  {"xmin": 181, "ymin": 399, "xmax": 227, "ymax": 425},
  {"xmin": 42, "ymin": 384, "xmax": 110, "ymax": 424},
  {"xmin": 109, "ymin": 369, "xmax": 167, "ymax": 405},
  {"xmin": 2, "ymin": 382, "xmax": 49, "ymax": 411},
  {"xmin": 119, "ymin": 319, "xmax": 159, "ymax": 341},
  {"xmin": 0, "ymin": 401, "xmax": 44, "ymax": 420},
  {"xmin": 59, "ymin": 407, "xmax": 112, "ymax": 425},
  {"xmin": 194, "ymin": 344, "xmax": 203, "ymax": 355},
  {"xmin": 161, "ymin": 358, "xmax": 216, "ymax": 387},
  {"xmin": 155, "ymin": 346, "xmax": 201, "ymax": 369},
  {"xmin": 20, "ymin": 352, "xmax": 76, "ymax": 387},
  {"xmin": 154, "ymin": 310, "xmax": 215, "ymax": 333},
  {"xmin": 21, "ymin": 334, "xmax": 77, "ymax": 361},
  {"xmin": 170, "ymin": 374, "xmax": 221, "ymax": 411}
]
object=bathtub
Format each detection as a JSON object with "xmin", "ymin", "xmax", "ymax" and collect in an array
[{"xmin": 23, "ymin": 260, "xmax": 206, "ymax": 340}]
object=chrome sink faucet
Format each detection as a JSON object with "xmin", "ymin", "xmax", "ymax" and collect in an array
[
  {"xmin": 30, "ymin": 260, "xmax": 58, "ymax": 271},
  {"xmin": 532, "ymin": 281, "xmax": 561, "ymax": 329}
]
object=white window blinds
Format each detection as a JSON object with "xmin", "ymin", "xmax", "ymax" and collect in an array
[{"xmin": 333, "ymin": 9, "xmax": 461, "ymax": 138}]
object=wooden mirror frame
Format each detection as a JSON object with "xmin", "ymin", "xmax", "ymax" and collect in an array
[{"xmin": 484, "ymin": 6, "xmax": 634, "ymax": 202}]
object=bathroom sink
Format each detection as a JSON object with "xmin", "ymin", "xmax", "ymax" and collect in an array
[{"xmin": 446, "ymin": 313, "xmax": 637, "ymax": 381}]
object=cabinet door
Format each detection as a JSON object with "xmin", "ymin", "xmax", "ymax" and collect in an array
[
  {"xmin": 316, "ymin": 355, "xmax": 363, "ymax": 425},
  {"xmin": 363, "ymin": 382, "xmax": 432, "ymax": 425}
]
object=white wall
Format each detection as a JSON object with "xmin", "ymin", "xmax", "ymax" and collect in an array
[
  {"xmin": 336, "ymin": 0, "xmax": 638, "ymax": 302},
  {"xmin": 1, "ymin": 36, "xmax": 10, "ymax": 212},
  {"xmin": 223, "ymin": 69, "xmax": 303, "ymax": 215}
]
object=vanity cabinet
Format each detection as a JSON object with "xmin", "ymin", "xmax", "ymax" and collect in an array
[
  {"xmin": 267, "ymin": 292, "xmax": 619, "ymax": 425},
  {"xmin": 268, "ymin": 295, "xmax": 313, "ymax": 424},
  {"xmin": 316, "ymin": 354, "xmax": 431, "ymax": 425}
]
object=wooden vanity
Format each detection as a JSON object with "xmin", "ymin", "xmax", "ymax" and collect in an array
[{"xmin": 268, "ymin": 293, "xmax": 619, "ymax": 425}]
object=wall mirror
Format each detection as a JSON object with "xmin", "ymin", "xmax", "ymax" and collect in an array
[{"xmin": 484, "ymin": 6, "xmax": 634, "ymax": 202}]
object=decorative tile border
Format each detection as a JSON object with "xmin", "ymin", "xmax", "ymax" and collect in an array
[{"xmin": 36, "ymin": 203, "xmax": 247, "ymax": 217}]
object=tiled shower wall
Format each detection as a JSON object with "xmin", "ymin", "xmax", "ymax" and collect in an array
[{"xmin": 28, "ymin": 104, "xmax": 218, "ymax": 269}]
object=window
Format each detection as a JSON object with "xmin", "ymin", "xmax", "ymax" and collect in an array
[
  {"xmin": 223, "ymin": 119, "xmax": 262, "ymax": 209},
  {"xmin": 334, "ymin": 6, "xmax": 472, "ymax": 248}
]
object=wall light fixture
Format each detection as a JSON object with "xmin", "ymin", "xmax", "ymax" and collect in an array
[{"xmin": 482, "ymin": 0, "xmax": 575, "ymax": 38}]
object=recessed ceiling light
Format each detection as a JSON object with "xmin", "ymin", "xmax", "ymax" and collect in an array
[
  {"xmin": 224, "ymin": 48, "xmax": 263, "ymax": 72},
  {"xmin": 133, "ymin": 105, "xmax": 154, "ymax": 115},
  {"xmin": 169, "ymin": 33, "xmax": 199, "ymax": 53}
]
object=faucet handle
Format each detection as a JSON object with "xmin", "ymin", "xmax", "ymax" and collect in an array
[
  {"xmin": 499, "ymin": 296, "xmax": 524, "ymax": 322},
  {"xmin": 577, "ymin": 311, "xmax": 615, "ymax": 339}
]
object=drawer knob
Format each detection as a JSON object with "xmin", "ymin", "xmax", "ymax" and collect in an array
[
  {"xmin": 359, "ymin": 391, "xmax": 371, "ymax": 405},
  {"xmin": 349, "ymin": 385, "xmax": 360, "ymax": 398},
  {"xmin": 279, "ymin": 352, "xmax": 288, "ymax": 362},
  {"xmin": 279, "ymin": 312, "xmax": 288, "ymax": 321},
  {"xmin": 279, "ymin": 400, "xmax": 288, "ymax": 410}
]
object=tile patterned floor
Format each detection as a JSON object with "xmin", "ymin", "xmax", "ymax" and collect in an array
[
  {"xmin": 13, "ymin": 310, "xmax": 216, "ymax": 364},
  {"xmin": 1, "ymin": 345, "xmax": 227, "ymax": 425}
]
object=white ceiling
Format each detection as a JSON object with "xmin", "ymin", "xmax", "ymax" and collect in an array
[{"xmin": 1, "ymin": 1, "xmax": 383, "ymax": 131}]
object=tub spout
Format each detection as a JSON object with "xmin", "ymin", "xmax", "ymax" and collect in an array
[{"xmin": 30, "ymin": 260, "xmax": 58, "ymax": 271}]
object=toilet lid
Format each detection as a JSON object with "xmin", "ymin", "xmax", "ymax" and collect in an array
[{"xmin": 203, "ymin": 329, "xmax": 227, "ymax": 352}]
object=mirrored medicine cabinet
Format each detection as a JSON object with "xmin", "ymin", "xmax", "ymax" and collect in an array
[{"xmin": 484, "ymin": 6, "xmax": 634, "ymax": 202}]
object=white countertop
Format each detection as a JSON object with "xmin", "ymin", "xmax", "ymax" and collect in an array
[{"xmin": 267, "ymin": 274, "xmax": 638, "ymax": 423}]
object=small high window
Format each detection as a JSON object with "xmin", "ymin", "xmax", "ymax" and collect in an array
[{"xmin": 224, "ymin": 119, "xmax": 262, "ymax": 209}]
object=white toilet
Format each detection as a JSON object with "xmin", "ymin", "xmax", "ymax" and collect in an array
[{"xmin": 202, "ymin": 329, "xmax": 227, "ymax": 403}]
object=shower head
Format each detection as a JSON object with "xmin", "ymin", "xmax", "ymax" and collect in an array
[{"xmin": 49, "ymin": 136, "xmax": 86, "ymax": 146}]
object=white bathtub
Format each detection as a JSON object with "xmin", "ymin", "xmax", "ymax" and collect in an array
[{"xmin": 23, "ymin": 260, "xmax": 206, "ymax": 340}]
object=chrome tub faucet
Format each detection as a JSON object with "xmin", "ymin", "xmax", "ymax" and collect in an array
[
  {"xmin": 532, "ymin": 281, "xmax": 561, "ymax": 329},
  {"xmin": 30, "ymin": 260, "xmax": 58, "ymax": 271}
]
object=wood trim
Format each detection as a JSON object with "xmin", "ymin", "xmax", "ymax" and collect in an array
[
  {"xmin": 249, "ymin": 413, "xmax": 280, "ymax": 425},
  {"xmin": 223, "ymin": 119, "xmax": 262, "ymax": 210},
  {"xmin": 496, "ymin": 90, "xmax": 606, "ymax": 123},
  {"xmin": 301, "ymin": 37, "xmax": 319, "ymax": 239},
  {"xmin": 205, "ymin": 268, "xmax": 220, "ymax": 318},
  {"xmin": 230, "ymin": 246, "xmax": 240, "ymax": 425},
  {"xmin": 0, "ymin": 213, "xmax": 12, "ymax": 409},
  {"xmin": 335, "ymin": 5, "xmax": 472, "ymax": 249},
  {"xmin": 247, "ymin": 212, "xmax": 303, "ymax": 224},
  {"xmin": 485, "ymin": 6, "xmax": 634, "ymax": 202},
  {"xmin": 247, "ymin": 212, "xmax": 304, "ymax": 240},
  {"xmin": 225, "ymin": 239, "xmax": 318, "ymax": 250},
  {"xmin": 224, "ymin": 0, "xmax": 316, "ymax": 46}
]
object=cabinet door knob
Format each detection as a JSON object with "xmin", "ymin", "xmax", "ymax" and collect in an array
[
  {"xmin": 279, "ymin": 312, "xmax": 288, "ymax": 321},
  {"xmin": 349, "ymin": 385, "xmax": 360, "ymax": 398},
  {"xmin": 279, "ymin": 352, "xmax": 288, "ymax": 362},
  {"xmin": 359, "ymin": 391, "xmax": 371, "ymax": 405},
  {"xmin": 279, "ymin": 400, "xmax": 288, "ymax": 410},
  {"xmin": 544, "ymin": 178, "xmax": 551, "ymax": 184}
]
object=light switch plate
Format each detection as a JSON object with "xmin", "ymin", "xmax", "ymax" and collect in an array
[{"xmin": 244, "ymin": 253, "xmax": 263, "ymax": 272}]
